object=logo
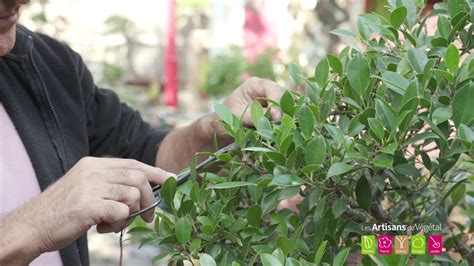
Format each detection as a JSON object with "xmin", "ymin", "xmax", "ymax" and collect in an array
[
  {"xmin": 361, "ymin": 235, "xmax": 376, "ymax": 254},
  {"xmin": 428, "ymin": 235, "xmax": 443, "ymax": 255},
  {"xmin": 411, "ymin": 235, "xmax": 426, "ymax": 255},
  {"xmin": 394, "ymin": 235, "xmax": 409, "ymax": 254},
  {"xmin": 377, "ymin": 235, "xmax": 393, "ymax": 254}
]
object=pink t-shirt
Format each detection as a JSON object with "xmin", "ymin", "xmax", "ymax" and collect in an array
[{"xmin": 0, "ymin": 104, "xmax": 63, "ymax": 266}]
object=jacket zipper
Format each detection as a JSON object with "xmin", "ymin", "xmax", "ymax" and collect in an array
[{"xmin": 28, "ymin": 37, "xmax": 69, "ymax": 172}]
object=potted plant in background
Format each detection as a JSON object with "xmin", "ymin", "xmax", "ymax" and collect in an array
[{"xmin": 129, "ymin": 1, "xmax": 474, "ymax": 265}]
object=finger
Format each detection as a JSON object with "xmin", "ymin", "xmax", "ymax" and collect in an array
[
  {"xmin": 83, "ymin": 157, "xmax": 175, "ymax": 185},
  {"xmin": 103, "ymin": 184, "xmax": 141, "ymax": 212},
  {"xmin": 107, "ymin": 170, "xmax": 156, "ymax": 222},
  {"xmin": 248, "ymin": 78, "xmax": 284, "ymax": 120},
  {"xmin": 96, "ymin": 200, "xmax": 129, "ymax": 233}
]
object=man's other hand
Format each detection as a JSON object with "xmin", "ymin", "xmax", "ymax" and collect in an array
[{"xmin": 223, "ymin": 77, "xmax": 285, "ymax": 126}]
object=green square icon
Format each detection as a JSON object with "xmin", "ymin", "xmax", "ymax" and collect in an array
[
  {"xmin": 411, "ymin": 235, "xmax": 426, "ymax": 255},
  {"xmin": 361, "ymin": 235, "xmax": 376, "ymax": 254}
]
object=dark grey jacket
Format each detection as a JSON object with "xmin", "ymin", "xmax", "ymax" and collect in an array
[{"xmin": 0, "ymin": 25, "xmax": 167, "ymax": 265}]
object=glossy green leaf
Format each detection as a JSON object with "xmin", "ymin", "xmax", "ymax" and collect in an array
[
  {"xmin": 251, "ymin": 101, "xmax": 264, "ymax": 127},
  {"xmin": 333, "ymin": 247, "xmax": 351, "ymax": 266},
  {"xmin": 161, "ymin": 177, "xmax": 177, "ymax": 206},
  {"xmin": 408, "ymin": 48, "xmax": 428, "ymax": 74},
  {"xmin": 445, "ymin": 44, "xmax": 460, "ymax": 73},
  {"xmin": 356, "ymin": 176, "xmax": 372, "ymax": 211},
  {"xmin": 432, "ymin": 107, "xmax": 452, "ymax": 125},
  {"xmin": 452, "ymin": 82, "xmax": 474, "ymax": 126},
  {"xmin": 390, "ymin": 6, "xmax": 407, "ymax": 28},
  {"xmin": 327, "ymin": 54, "xmax": 343, "ymax": 75},
  {"xmin": 330, "ymin": 28, "xmax": 356, "ymax": 38},
  {"xmin": 299, "ymin": 106, "xmax": 315, "ymax": 139},
  {"xmin": 373, "ymin": 153, "xmax": 393, "ymax": 169},
  {"xmin": 327, "ymin": 163, "xmax": 354, "ymax": 178},
  {"xmin": 176, "ymin": 217, "xmax": 192, "ymax": 245},
  {"xmin": 261, "ymin": 254, "xmax": 283, "ymax": 266},
  {"xmin": 332, "ymin": 198, "xmax": 347, "ymax": 218},
  {"xmin": 289, "ymin": 63, "xmax": 301, "ymax": 85},
  {"xmin": 247, "ymin": 205, "xmax": 262, "ymax": 227},
  {"xmin": 368, "ymin": 118, "xmax": 385, "ymax": 142},
  {"xmin": 270, "ymin": 175, "xmax": 305, "ymax": 187},
  {"xmin": 314, "ymin": 240, "xmax": 328, "ymax": 264},
  {"xmin": 305, "ymin": 136, "xmax": 326, "ymax": 166},
  {"xmin": 214, "ymin": 103, "xmax": 234, "ymax": 126},
  {"xmin": 200, "ymin": 253, "xmax": 217, "ymax": 266},
  {"xmin": 207, "ymin": 182, "xmax": 256, "ymax": 189},
  {"xmin": 276, "ymin": 235, "xmax": 293, "ymax": 256},
  {"xmin": 347, "ymin": 55, "xmax": 370, "ymax": 97},
  {"xmin": 280, "ymin": 91, "xmax": 295, "ymax": 116},
  {"xmin": 315, "ymin": 57, "xmax": 329, "ymax": 89},
  {"xmin": 381, "ymin": 71, "xmax": 409, "ymax": 95}
]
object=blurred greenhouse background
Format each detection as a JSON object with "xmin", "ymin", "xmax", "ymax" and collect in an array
[{"xmin": 18, "ymin": 0, "xmax": 442, "ymax": 265}]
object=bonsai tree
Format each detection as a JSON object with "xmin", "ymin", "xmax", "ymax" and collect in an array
[{"xmin": 129, "ymin": 0, "xmax": 474, "ymax": 265}]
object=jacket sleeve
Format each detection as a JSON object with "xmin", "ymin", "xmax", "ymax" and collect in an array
[{"xmin": 73, "ymin": 50, "xmax": 168, "ymax": 166}]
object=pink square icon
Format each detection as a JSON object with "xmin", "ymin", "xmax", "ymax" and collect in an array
[
  {"xmin": 377, "ymin": 235, "xmax": 393, "ymax": 254},
  {"xmin": 428, "ymin": 235, "xmax": 443, "ymax": 255}
]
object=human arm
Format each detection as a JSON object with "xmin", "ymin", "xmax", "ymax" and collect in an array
[{"xmin": 0, "ymin": 157, "xmax": 172, "ymax": 265}]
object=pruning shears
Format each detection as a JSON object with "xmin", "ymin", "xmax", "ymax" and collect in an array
[{"xmin": 128, "ymin": 142, "xmax": 240, "ymax": 219}]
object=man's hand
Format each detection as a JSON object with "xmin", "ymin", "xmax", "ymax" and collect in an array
[
  {"xmin": 0, "ymin": 157, "xmax": 172, "ymax": 264},
  {"xmin": 155, "ymin": 77, "xmax": 285, "ymax": 173},
  {"xmin": 223, "ymin": 77, "xmax": 285, "ymax": 126}
]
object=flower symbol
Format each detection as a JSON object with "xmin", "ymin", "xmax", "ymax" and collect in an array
[{"xmin": 378, "ymin": 236, "xmax": 392, "ymax": 249}]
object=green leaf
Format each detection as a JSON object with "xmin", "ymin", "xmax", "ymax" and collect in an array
[
  {"xmin": 327, "ymin": 54, "xmax": 343, "ymax": 75},
  {"xmin": 357, "ymin": 14, "xmax": 381, "ymax": 41},
  {"xmin": 368, "ymin": 118, "xmax": 385, "ymax": 142},
  {"xmin": 327, "ymin": 163, "xmax": 354, "ymax": 178},
  {"xmin": 270, "ymin": 174, "xmax": 305, "ymax": 187},
  {"xmin": 289, "ymin": 63, "xmax": 301, "ymax": 85},
  {"xmin": 330, "ymin": 28, "xmax": 356, "ymax": 38},
  {"xmin": 381, "ymin": 71, "xmax": 409, "ymax": 95},
  {"xmin": 175, "ymin": 217, "xmax": 192, "ymax": 245},
  {"xmin": 332, "ymin": 198, "xmax": 347, "ymax": 218},
  {"xmin": 375, "ymin": 99, "xmax": 396, "ymax": 132},
  {"xmin": 394, "ymin": 163, "xmax": 421, "ymax": 177},
  {"xmin": 431, "ymin": 107, "xmax": 452, "ymax": 125},
  {"xmin": 299, "ymin": 106, "xmax": 315, "ymax": 139},
  {"xmin": 314, "ymin": 240, "xmax": 328, "ymax": 264},
  {"xmin": 451, "ymin": 184, "xmax": 466, "ymax": 204},
  {"xmin": 305, "ymin": 136, "xmax": 326, "ymax": 166},
  {"xmin": 408, "ymin": 48, "xmax": 428, "ymax": 74},
  {"xmin": 356, "ymin": 176, "xmax": 372, "ymax": 211},
  {"xmin": 390, "ymin": 6, "xmax": 407, "ymax": 28},
  {"xmin": 200, "ymin": 253, "xmax": 217, "ymax": 266},
  {"xmin": 315, "ymin": 57, "xmax": 329, "ymax": 89},
  {"xmin": 333, "ymin": 247, "xmax": 351, "ymax": 266},
  {"xmin": 214, "ymin": 103, "xmax": 234, "ymax": 126},
  {"xmin": 347, "ymin": 55, "xmax": 370, "ymax": 98},
  {"xmin": 251, "ymin": 101, "xmax": 264, "ymax": 127},
  {"xmin": 247, "ymin": 205, "xmax": 262, "ymax": 227},
  {"xmin": 276, "ymin": 235, "xmax": 293, "ymax": 256},
  {"xmin": 280, "ymin": 91, "xmax": 295, "ymax": 116},
  {"xmin": 261, "ymin": 254, "xmax": 283, "ymax": 266},
  {"xmin": 448, "ymin": 0, "xmax": 465, "ymax": 17},
  {"xmin": 373, "ymin": 153, "xmax": 393, "ymax": 169},
  {"xmin": 437, "ymin": 16, "xmax": 451, "ymax": 38},
  {"xmin": 207, "ymin": 182, "xmax": 256, "ymax": 189},
  {"xmin": 452, "ymin": 82, "xmax": 474, "ymax": 127},
  {"xmin": 445, "ymin": 44, "xmax": 460, "ymax": 73},
  {"xmin": 161, "ymin": 177, "xmax": 177, "ymax": 206}
]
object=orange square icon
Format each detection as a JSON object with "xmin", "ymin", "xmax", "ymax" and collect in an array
[{"xmin": 394, "ymin": 235, "xmax": 409, "ymax": 254}]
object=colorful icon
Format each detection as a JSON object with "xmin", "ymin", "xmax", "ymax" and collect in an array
[
  {"xmin": 411, "ymin": 235, "xmax": 426, "ymax": 255},
  {"xmin": 428, "ymin": 235, "xmax": 443, "ymax": 255},
  {"xmin": 377, "ymin": 235, "xmax": 393, "ymax": 254},
  {"xmin": 361, "ymin": 235, "xmax": 376, "ymax": 254},
  {"xmin": 394, "ymin": 235, "xmax": 409, "ymax": 254}
]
